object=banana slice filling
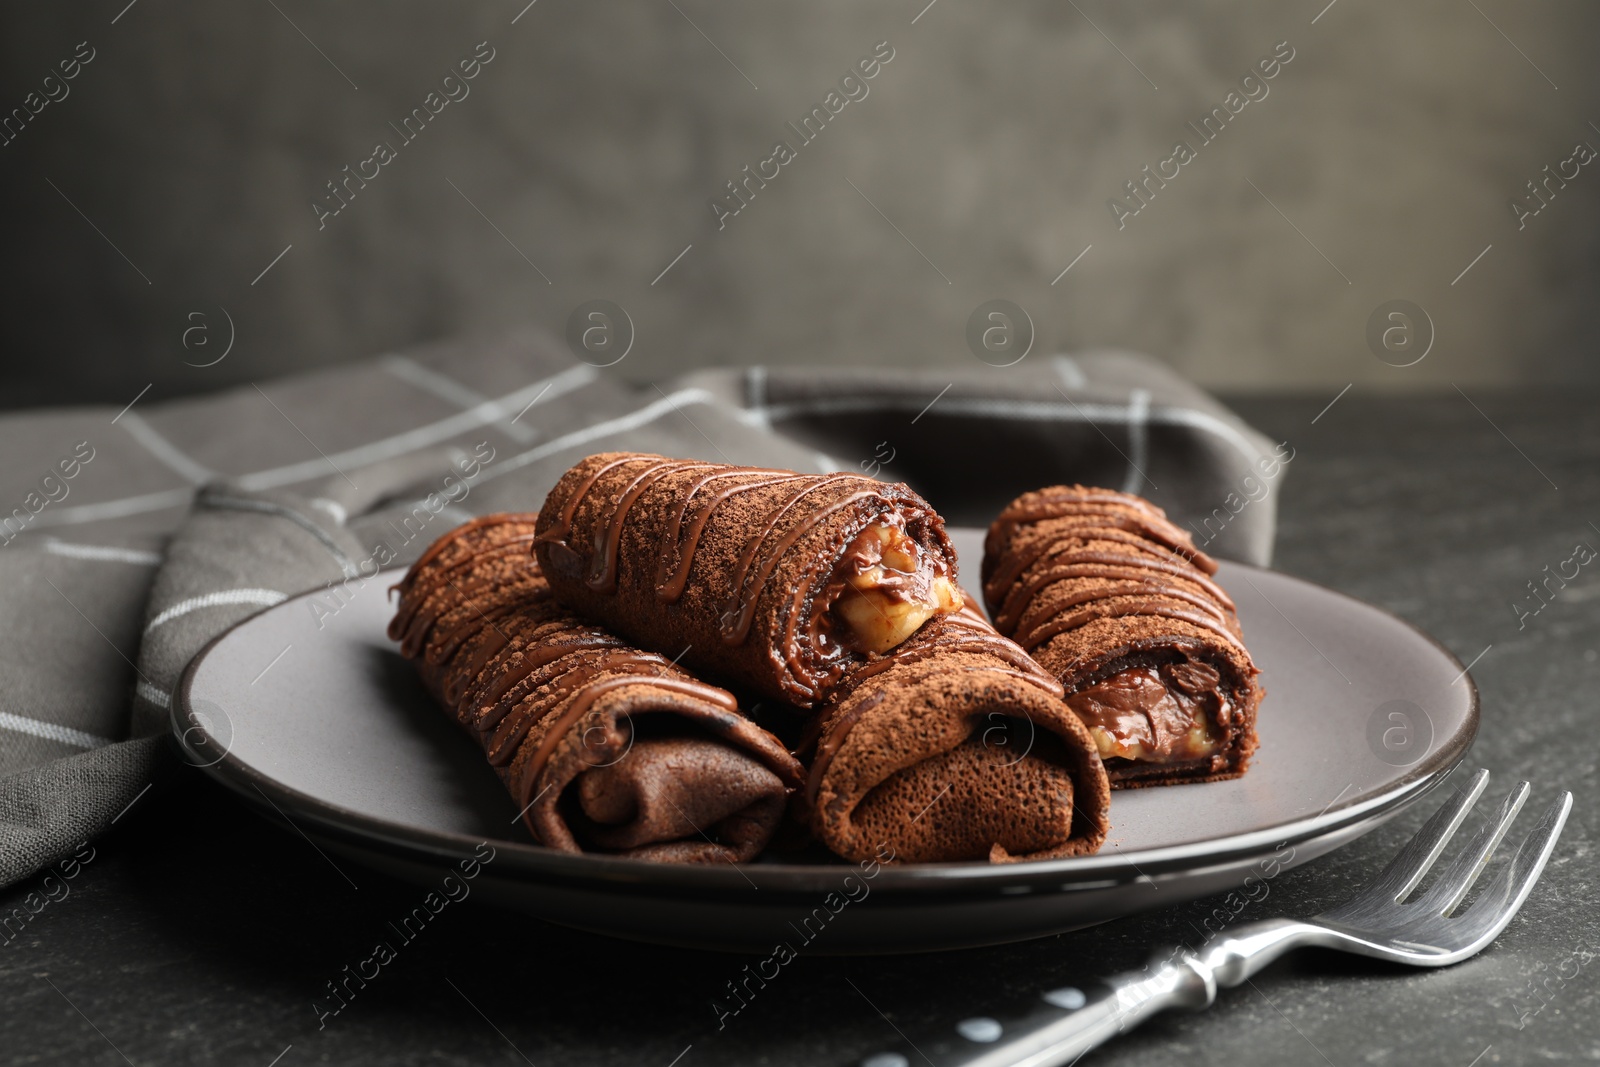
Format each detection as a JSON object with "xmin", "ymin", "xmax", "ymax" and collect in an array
[{"xmin": 829, "ymin": 519, "xmax": 961, "ymax": 655}]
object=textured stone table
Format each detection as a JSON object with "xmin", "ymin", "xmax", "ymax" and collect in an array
[{"xmin": 2, "ymin": 391, "xmax": 1595, "ymax": 1067}]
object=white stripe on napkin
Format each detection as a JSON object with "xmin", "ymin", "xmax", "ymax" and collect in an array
[
  {"xmin": 135, "ymin": 680, "xmax": 171, "ymax": 709},
  {"xmin": 44, "ymin": 540, "xmax": 163, "ymax": 566},
  {"xmin": 144, "ymin": 588, "xmax": 287, "ymax": 634},
  {"xmin": 0, "ymin": 711, "xmax": 114, "ymax": 749}
]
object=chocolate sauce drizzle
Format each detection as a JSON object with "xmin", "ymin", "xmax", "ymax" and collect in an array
[
  {"xmin": 535, "ymin": 454, "xmax": 954, "ymax": 699},
  {"xmin": 985, "ymin": 488, "xmax": 1214, "ymax": 573},
  {"xmin": 982, "ymin": 486, "xmax": 1247, "ymax": 658},
  {"xmin": 388, "ymin": 514, "xmax": 742, "ymax": 840}
]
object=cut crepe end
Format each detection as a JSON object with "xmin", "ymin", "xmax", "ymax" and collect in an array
[
  {"xmin": 1042, "ymin": 624, "xmax": 1262, "ymax": 790},
  {"xmin": 810, "ymin": 668, "xmax": 1111, "ymax": 865}
]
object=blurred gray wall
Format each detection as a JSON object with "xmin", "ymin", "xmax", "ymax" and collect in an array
[{"xmin": 2, "ymin": 0, "xmax": 1596, "ymax": 408}]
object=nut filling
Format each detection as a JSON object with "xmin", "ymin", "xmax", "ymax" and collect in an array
[
  {"xmin": 825, "ymin": 517, "xmax": 961, "ymax": 655},
  {"xmin": 1065, "ymin": 661, "xmax": 1227, "ymax": 764}
]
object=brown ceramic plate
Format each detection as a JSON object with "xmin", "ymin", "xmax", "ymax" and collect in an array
[{"xmin": 174, "ymin": 529, "xmax": 1477, "ymax": 953}]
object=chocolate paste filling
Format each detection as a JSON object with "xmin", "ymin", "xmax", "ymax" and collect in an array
[{"xmin": 1065, "ymin": 659, "xmax": 1227, "ymax": 765}]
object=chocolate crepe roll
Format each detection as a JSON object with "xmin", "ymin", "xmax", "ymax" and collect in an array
[
  {"xmin": 533, "ymin": 453, "xmax": 962, "ymax": 707},
  {"xmin": 803, "ymin": 597, "xmax": 1111, "ymax": 863},
  {"xmin": 390, "ymin": 514, "xmax": 804, "ymax": 863},
  {"xmin": 981, "ymin": 486, "xmax": 1261, "ymax": 788}
]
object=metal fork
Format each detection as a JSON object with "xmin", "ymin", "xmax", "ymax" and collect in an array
[{"xmin": 851, "ymin": 769, "xmax": 1571, "ymax": 1067}]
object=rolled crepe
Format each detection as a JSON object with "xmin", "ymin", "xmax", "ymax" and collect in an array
[
  {"xmin": 981, "ymin": 486, "xmax": 1261, "ymax": 788},
  {"xmin": 390, "ymin": 514, "xmax": 804, "ymax": 863},
  {"xmin": 803, "ymin": 598, "xmax": 1111, "ymax": 863},
  {"xmin": 533, "ymin": 453, "xmax": 962, "ymax": 708}
]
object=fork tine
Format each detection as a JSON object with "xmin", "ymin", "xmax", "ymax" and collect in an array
[
  {"xmin": 1454, "ymin": 792, "xmax": 1573, "ymax": 943},
  {"xmin": 1409, "ymin": 781, "xmax": 1529, "ymax": 914},
  {"xmin": 1352, "ymin": 767, "xmax": 1489, "ymax": 905}
]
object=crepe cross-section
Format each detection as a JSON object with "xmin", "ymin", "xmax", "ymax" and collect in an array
[
  {"xmin": 801, "ymin": 596, "xmax": 1111, "ymax": 863},
  {"xmin": 389, "ymin": 514, "xmax": 804, "ymax": 863},
  {"xmin": 981, "ymin": 486, "xmax": 1262, "ymax": 788},
  {"xmin": 533, "ymin": 453, "xmax": 962, "ymax": 707}
]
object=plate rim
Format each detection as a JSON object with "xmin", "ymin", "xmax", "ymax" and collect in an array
[{"xmin": 173, "ymin": 560, "xmax": 1478, "ymax": 901}]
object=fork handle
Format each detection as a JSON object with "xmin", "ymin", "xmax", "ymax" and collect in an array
[{"xmin": 849, "ymin": 918, "xmax": 1318, "ymax": 1067}]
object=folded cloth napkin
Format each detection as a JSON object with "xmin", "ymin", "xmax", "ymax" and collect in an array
[{"xmin": 0, "ymin": 328, "xmax": 1281, "ymax": 887}]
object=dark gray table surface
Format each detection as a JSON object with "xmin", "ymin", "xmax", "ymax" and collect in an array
[{"xmin": 3, "ymin": 391, "xmax": 1596, "ymax": 1067}]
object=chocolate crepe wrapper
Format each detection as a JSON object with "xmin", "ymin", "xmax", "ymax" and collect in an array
[
  {"xmin": 981, "ymin": 486, "xmax": 1261, "ymax": 787},
  {"xmin": 803, "ymin": 603, "xmax": 1111, "ymax": 864},
  {"xmin": 390, "ymin": 514, "xmax": 804, "ymax": 863},
  {"xmin": 533, "ymin": 452, "xmax": 958, "ymax": 708}
]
